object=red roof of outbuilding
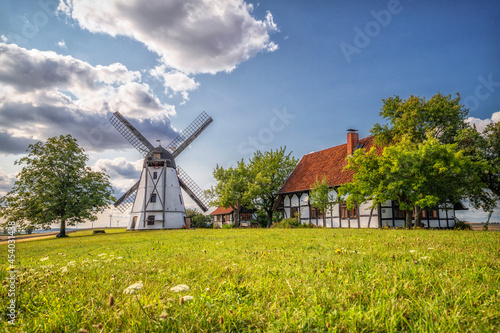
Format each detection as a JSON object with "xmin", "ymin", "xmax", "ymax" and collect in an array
[
  {"xmin": 278, "ymin": 136, "xmax": 382, "ymax": 194},
  {"xmin": 210, "ymin": 206, "xmax": 234, "ymax": 215}
]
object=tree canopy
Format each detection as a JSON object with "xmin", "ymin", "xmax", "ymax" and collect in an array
[
  {"xmin": 0, "ymin": 135, "xmax": 115, "ymax": 237},
  {"xmin": 206, "ymin": 147, "xmax": 297, "ymax": 227},
  {"xmin": 248, "ymin": 147, "xmax": 298, "ymax": 227},
  {"xmin": 206, "ymin": 160, "xmax": 253, "ymax": 227},
  {"xmin": 371, "ymin": 93, "xmax": 468, "ymax": 145}
]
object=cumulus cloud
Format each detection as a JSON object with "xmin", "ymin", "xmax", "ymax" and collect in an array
[
  {"xmin": 465, "ymin": 111, "xmax": 500, "ymax": 132},
  {"xmin": 0, "ymin": 43, "xmax": 179, "ymax": 154},
  {"xmin": 0, "ymin": 170, "xmax": 16, "ymax": 196},
  {"xmin": 58, "ymin": 0, "xmax": 278, "ymax": 75},
  {"xmin": 150, "ymin": 65, "xmax": 199, "ymax": 103},
  {"xmin": 93, "ymin": 157, "xmax": 142, "ymax": 179}
]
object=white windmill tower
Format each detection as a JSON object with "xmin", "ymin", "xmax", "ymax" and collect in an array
[{"xmin": 109, "ymin": 111, "xmax": 213, "ymax": 230}]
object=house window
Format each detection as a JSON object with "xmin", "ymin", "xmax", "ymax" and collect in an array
[
  {"xmin": 147, "ymin": 215, "xmax": 155, "ymax": 225},
  {"xmin": 240, "ymin": 213, "xmax": 252, "ymax": 221},
  {"xmin": 341, "ymin": 203, "xmax": 357, "ymax": 219},
  {"xmin": 153, "ymin": 172, "xmax": 158, "ymax": 179},
  {"xmin": 216, "ymin": 215, "xmax": 221, "ymax": 222},
  {"xmin": 310, "ymin": 206, "xmax": 323, "ymax": 218},
  {"xmin": 290, "ymin": 207, "xmax": 299, "ymax": 218},
  {"xmin": 394, "ymin": 207, "xmax": 406, "ymax": 218},
  {"xmin": 422, "ymin": 209, "xmax": 439, "ymax": 218},
  {"xmin": 150, "ymin": 193, "xmax": 157, "ymax": 203}
]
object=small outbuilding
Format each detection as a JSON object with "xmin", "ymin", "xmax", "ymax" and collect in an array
[{"xmin": 210, "ymin": 206, "xmax": 256, "ymax": 228}]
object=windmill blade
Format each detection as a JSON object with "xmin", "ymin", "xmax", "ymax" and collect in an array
[
  {"xmin": 177, "ymin": 166, "xmax": 209, "ymax": 212},
  {"xmin": 166, "ymin": 111, "xmax": 213, "ymax": 158},
  {"xmin": 110, "ymin": 111, "xmax": 155, "ymax": 157},
  {"xmin": 113, "ymin": 181, "xmax": 140, "ymax": 213}
]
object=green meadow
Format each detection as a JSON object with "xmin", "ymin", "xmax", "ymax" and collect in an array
[{"xmin": 1, "ymin": 228, "xmax": 499, "ymax": 332}]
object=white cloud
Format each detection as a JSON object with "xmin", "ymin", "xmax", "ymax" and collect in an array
[
  {"xmin": 0, "ymin": 35, "xmax": 8, "ymax": 43},
  {"xmin": 0, "ymin": 43, "xmax": 178, "ymax": 153},
  {"xmin": 150, "ymin": 65, "xmax": 199, "ymax": 102},
  {"xmin": 93, "ymin": 157, "xmax": 142, "ymax": 179},
  {"xmin": 465, "ymin": 111, "xmax": 500, "ymax": 132},
  {"xmin": 57, "ymin": 39, "xmax": 67, "ymax": 49},
  {"xmin": 58, "ymin": 0, "xmax": 278, "ymax": 75},
  {"xmin": 0, "ymin": 169, "xmax": 16, "ymax": 196}
]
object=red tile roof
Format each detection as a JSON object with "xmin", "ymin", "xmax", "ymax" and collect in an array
[
  {"xmin": 210, "ymin": 206, "xmax": 234, "ymax": 215},
  {"xmin": 278, "ymin": 136, "xmax": 383, "ymax": 194}
]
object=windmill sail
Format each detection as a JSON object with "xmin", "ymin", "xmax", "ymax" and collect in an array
[
  {"xmin": 177, "ymin": 166, "xmax": 209, "ymax": 212},
  {"xmin": 113, "ymin": 181, "xmax": 139, "ymax": 212},
  {"xmin": 166, "ymin": 111, "xmax": 213, "ymax": 158},
  {"xmin": 110, "ymin": 111, "xmax": 155, "ymax": 156}
]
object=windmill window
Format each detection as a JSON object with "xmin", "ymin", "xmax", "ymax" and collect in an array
[
  {"xmin": 153, "ymin": 172, "xmax": 157, "ymax": 179},
  {"xmin": 154, "ymin": 153, "xmax": 161, "ymax": 159},
  {"xmin": 147, "ymin": 215, "xmax": 155, "ymax": 225},
  {"xmin": 150, "ymin": 193, "xmax": 157, "ymax": 203},
  {"xmin": 179, "ymin": 195, "xmax": 183, "ymax": 204}
]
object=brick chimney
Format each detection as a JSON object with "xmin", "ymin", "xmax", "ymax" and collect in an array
[{"xmin": 347, "ymin": 129, "xmax": 359, "ymax": 156}]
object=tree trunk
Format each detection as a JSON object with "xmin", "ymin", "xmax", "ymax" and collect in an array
[
  {"xmin": 322, "ymin": 211, "xmax": 326, "ymax": 228},
  {"xmin": 405, "ymin": 210, "xmax": 413, "ymax": 229},
  {"xmin": 234, "ymin": 203, "xmax": 240, "ymax": 228},
  {"xmin": 266, "ymin": 209, "xmax": 273, "ymax": 228},
  {"xmin": 414, "ymin": 206, "xmax": 423, "ymax": 228},
  {"xmin": 57, "ymin": 219, "xmax": 67, "ymax": 238}
]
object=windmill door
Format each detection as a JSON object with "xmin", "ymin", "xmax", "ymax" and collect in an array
[{"xmin": 131, "ymin": 216, "xmax": 137, "ymax": 229}]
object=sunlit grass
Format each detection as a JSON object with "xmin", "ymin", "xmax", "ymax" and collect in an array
[{"xmin": 1, "ymin": 228, "xmax": 499, "ymax": 332}]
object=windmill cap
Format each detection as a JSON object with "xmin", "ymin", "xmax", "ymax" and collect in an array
[{"xmin": 145, "ymin": 146, "xmax": 176, "ymax": 168}]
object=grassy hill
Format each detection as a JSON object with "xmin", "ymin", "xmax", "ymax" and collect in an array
[{"xmin": 2, "ymin": 228, "xmax": 499, "ymax": 332}]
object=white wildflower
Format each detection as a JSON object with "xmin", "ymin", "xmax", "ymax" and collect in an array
[
  {"xmin": 39, "ymin": 257, "xmax": 49, "ymax": 262},
  {"xmin": 409, "ymin": 250, "xmax": 416, "ymax": 253},
  {"xmin": 117, "ymin": 257, "xmax": 123, "ymax": 260},
  {"xmin": 67, "ymin": 261, "xmax": 76, "ymax": 266},
  {"xmin": 420, "ymin": 256, "xmax": 429, "ymax": 260},
  {"xmin": 428, "ymin": 247, "xmax": 434, "ymax": 250},
  {"xmin": 61, "ymin": 266, "xmax": 68, "ymax": 273},
  {"xmin": 170, "ymin": 284, "xmax": 190, "ymax": 293},
  {"xmin": 98, "ymin": 253, "xmax": 107, "ymax": 257},
  {"xmin": 123, "ymin": 281, "xmax": 143, "ymax": 294},
  {"xmin": 182, "ymin": 296, "xmax": 193, "ymax": 302}
]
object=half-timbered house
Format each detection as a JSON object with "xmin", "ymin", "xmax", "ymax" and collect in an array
[{"xmin": 273, "ymin": 130, "xmax": 465, "ymax": 228}]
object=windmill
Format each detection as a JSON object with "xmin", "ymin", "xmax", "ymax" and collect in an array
[{"xmin": 109, "ymin": 111, "xmax": 213, "ymax": 230}]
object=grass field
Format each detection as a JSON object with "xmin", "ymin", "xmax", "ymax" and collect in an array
[{"xmin": 1, "ymin": 228, "xmax": 499, "ymax": 332}]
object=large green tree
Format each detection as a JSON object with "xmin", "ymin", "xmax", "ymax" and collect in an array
[
  {"xmin": 248, "ymin": 147, "xmax": 298, "ymax": 227},
  {"xmin": 309, "ymin": 176, "xmax": 334, "ymax": 227},
  {"xmin": 0, "ymin": 135, "xmax": 115, "ymax": 237},
  {"xmin": 339, "ymin": 136, "xmax": 487, "ymax": 229},
  {"xmin": 371, "ymin": 93, "xmax": 468, "ymax": 145},
  {"xmin": 205, "ymin": 160, "xmax": 253, "ymax": 227}
]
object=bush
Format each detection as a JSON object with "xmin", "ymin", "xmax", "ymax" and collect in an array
[
  {"xmin": 191, "ymin": 214, "xmax": 212, "ymax": 228},
  {"xmin": 454, "ymin": 219, "xmax": 472, "ymax": 230},
  {"xmin": 222, "ymin": 223, "xmax": 235, "ymax": 229},
  {"xmin": 271, "ymin": 217, "xmax": 315, "ymax": 228}
]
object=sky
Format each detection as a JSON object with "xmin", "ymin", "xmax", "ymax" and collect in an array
[{"xmin": 0, "ymin": 0, "xmax": 499, "ymax": 228}]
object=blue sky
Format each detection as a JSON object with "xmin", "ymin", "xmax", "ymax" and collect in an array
[{"xmin": 0, "ymin": 0, "xmax": 498, "ymax": 226}]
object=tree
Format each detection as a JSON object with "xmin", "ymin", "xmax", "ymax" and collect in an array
[
  {"xmin": 371, "ymin": 93, "xmax": 468, "ymax": 145},
  {"xmin": 247, "ymin": 147, "xmax": 298, "ymax": 227},
  {"xmin": 456, "ymin": 122, "xmax": 500, "ymax": 210},
  {"xmin": 205, "ymin": 160, "xmax": 253, "ymax": 227},
  {"xmin": 309, "ymin": 176, "xmax": 334, "ymax": 227},
  {"xmin": 0, "ymin": 135, "xmax": 115, "ymax": 237},
  {"xmin": 338, "ymin": 136, "xmax": 487, "ymax": 229}
]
